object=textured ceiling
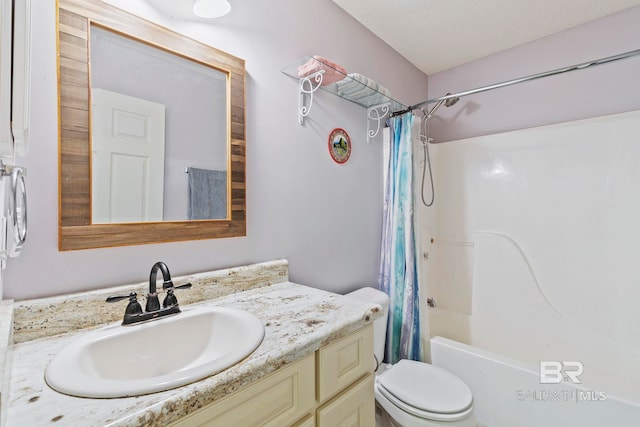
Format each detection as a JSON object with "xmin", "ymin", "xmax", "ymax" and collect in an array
[{"xmin": 332, "ymin": 0, "xmax": 640, "ymax": 74}]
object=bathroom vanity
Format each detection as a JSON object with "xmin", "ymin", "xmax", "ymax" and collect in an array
[
  {"xmin": 2, "ymin": 260, "xmax": 381, "ymax": 426},
  {"xmin": 172, "ymin": 325, "xmax": 374, "ymax": 426}
]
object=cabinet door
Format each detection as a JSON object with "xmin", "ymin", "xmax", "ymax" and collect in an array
[
  {"xmin": 292, "ymin": 413, "xmax": 315, "ymax": 427},
  {"xmin": 317, "ymin": 324, "xmax": 374, "ymax": 402},
  {"xmin": 170, "ymin": 354, "xmax": 315, "ymax": 427},
  {"xmin": 316, "ymin": 374, "xmax": 375, "ymax": 427}
]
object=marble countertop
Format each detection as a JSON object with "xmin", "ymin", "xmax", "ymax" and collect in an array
[
  {"xmin": 5, "ymin": 281, "xmax": 381, "ymax": 427},
  {"xmin": 0, "ymin": 300, "xmax": 14, "ymax": 426}
]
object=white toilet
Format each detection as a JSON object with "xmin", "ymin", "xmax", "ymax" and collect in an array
[{"xmin": 346, "ymin": 287, "xmax": 475, "ymax": 427}]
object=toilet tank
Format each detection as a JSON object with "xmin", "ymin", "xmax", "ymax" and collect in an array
[{"xmin": 345, "ymin": 287, "xmax": 389, "ymax": 364}]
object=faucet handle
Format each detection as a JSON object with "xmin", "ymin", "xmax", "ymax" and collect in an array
[
  {"xmin": 173, "ymin": 282, "xmax": 193, "ymax": 290},
  {"xmin": 106, "ymin": 292, "xmax": 136, "ymax": 303},
  {"xmin": 162, "ymin": 282, "xmax": 192, "ymax": 308},
  {"xmin": 106, "ymin": 292, "xmax": 143, "ymax": 316}
]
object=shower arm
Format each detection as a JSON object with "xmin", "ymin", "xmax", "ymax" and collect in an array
[{"xmin": 391, "ymin": 47, "xmax": 640, "ymax": 118}]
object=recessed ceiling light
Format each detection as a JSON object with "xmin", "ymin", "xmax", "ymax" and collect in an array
[{"xmin": 193, "ymin": 0, "xmax": 231, "ymax": 18}]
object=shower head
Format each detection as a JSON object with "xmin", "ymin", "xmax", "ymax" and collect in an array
[
  {"xmin": 425, "ymin": 92, "xmax": 459, "ymax": 118},
  {"xmin": 444, "ymin": 96, "xmax": 460, "ymax": 107}
]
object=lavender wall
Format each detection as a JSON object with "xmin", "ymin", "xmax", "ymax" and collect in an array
[
  {"xmin": 4, "ymin": 0, "xmax": 428, "ymax": 300},
  {"xmin": 427, "ymin": 6, "xmax": 640, "ymax": 143}
]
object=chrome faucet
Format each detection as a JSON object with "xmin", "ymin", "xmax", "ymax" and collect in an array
[{"xmin": 107, "ymin": 262, "xmax": 192, "ymax": 325}]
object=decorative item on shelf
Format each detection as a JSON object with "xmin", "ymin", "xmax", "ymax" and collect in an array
[
  {"xmin": 336, "ymin": 72, "xmax": 391, "ymax": 105},
  {"xmin": 298, "ymin": 55, "xmax": 347, "ymax": 86},
  {"xmin": 328, "ymin": 128, "xmax": 351, "ymax": 164}
]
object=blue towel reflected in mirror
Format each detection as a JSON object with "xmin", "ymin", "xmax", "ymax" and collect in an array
[{"xmin": 187, "ymin": 167, "xmax": 227, "ymax": 220}]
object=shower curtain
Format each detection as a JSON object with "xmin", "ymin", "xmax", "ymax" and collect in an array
[{"xmin": 379, "ymin": 114, "xmax": 422, "ymax": 363}]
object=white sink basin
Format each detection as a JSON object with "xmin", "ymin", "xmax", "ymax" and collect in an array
[{"xmin": 45, "ymin": 305, "xmax": 265, "ymax": 398}]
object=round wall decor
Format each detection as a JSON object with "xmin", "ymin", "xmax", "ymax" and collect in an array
[{"xmin": 328, "ymin": 128, "xmax": 351, "ymax": 164}]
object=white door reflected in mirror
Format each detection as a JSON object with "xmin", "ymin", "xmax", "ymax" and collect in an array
[{"xmin": 92, "ymin": 89, "xmax": 166, "ymax": 223}]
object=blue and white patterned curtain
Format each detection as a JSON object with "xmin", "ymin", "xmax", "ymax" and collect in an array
[{"xmin": 379, "ymin": 114, "xmax": 422, "ymax": 363}]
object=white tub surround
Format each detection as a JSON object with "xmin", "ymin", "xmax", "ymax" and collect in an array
[
  {"xmin": 5, "ymin": 265, "xmax": 380, "ymax": 426},
  {"xmin": 423, "ymin": 111, "xmax": 640, "ymax": 400}
]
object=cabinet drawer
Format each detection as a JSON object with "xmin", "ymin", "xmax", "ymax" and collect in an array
[
  {"xmin": 317, "ymin": 324, "xmax": 374, "ymax": 402},
  {"xmin": 170, "ymin": 354, "xmax": 315, "ymax": 427},
  {"xmin": 316, "ymin": 373, "xmax": 375, "ymax": 427}
]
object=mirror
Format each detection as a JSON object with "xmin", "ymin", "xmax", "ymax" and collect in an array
[
  {"xmin": 58, "ymin": 0, "xmax": 246, "ymax": 250},
  {"xmin": 90, "ymin": 26, "xmax": 229, "ymax": 223}
]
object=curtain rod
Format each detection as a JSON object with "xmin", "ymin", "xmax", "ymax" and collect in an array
[{"xmin": 391, "ymin": 48, "xmax": 640, "ymax": 117}]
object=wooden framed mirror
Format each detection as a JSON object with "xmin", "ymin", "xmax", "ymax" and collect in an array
[{"xmin": 58, "ymin": 0, "xmax": 246, "ymax": 250}]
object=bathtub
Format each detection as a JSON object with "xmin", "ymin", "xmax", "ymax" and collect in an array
[{"xmin": 430, "ymin": 337, "xmax": 640, "ymax": 427}]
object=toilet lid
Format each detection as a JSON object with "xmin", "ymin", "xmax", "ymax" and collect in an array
[{"xmin": 378, "ymin": 360, "xmax": 473, "ymax": 414}]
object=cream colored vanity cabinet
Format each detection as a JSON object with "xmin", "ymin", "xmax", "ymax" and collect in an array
[
  {"xmin": 315, "ymin": 323, "xmax": 375, "ymax": 427},
  {"xmin": 171, "ymin": 324, "xmax": 374, "ymax": 427}
]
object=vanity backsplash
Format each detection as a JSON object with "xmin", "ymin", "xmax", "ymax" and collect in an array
[{"xmin": 12, "ymin": 259, "xmax": 288, "ymax": 344}]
